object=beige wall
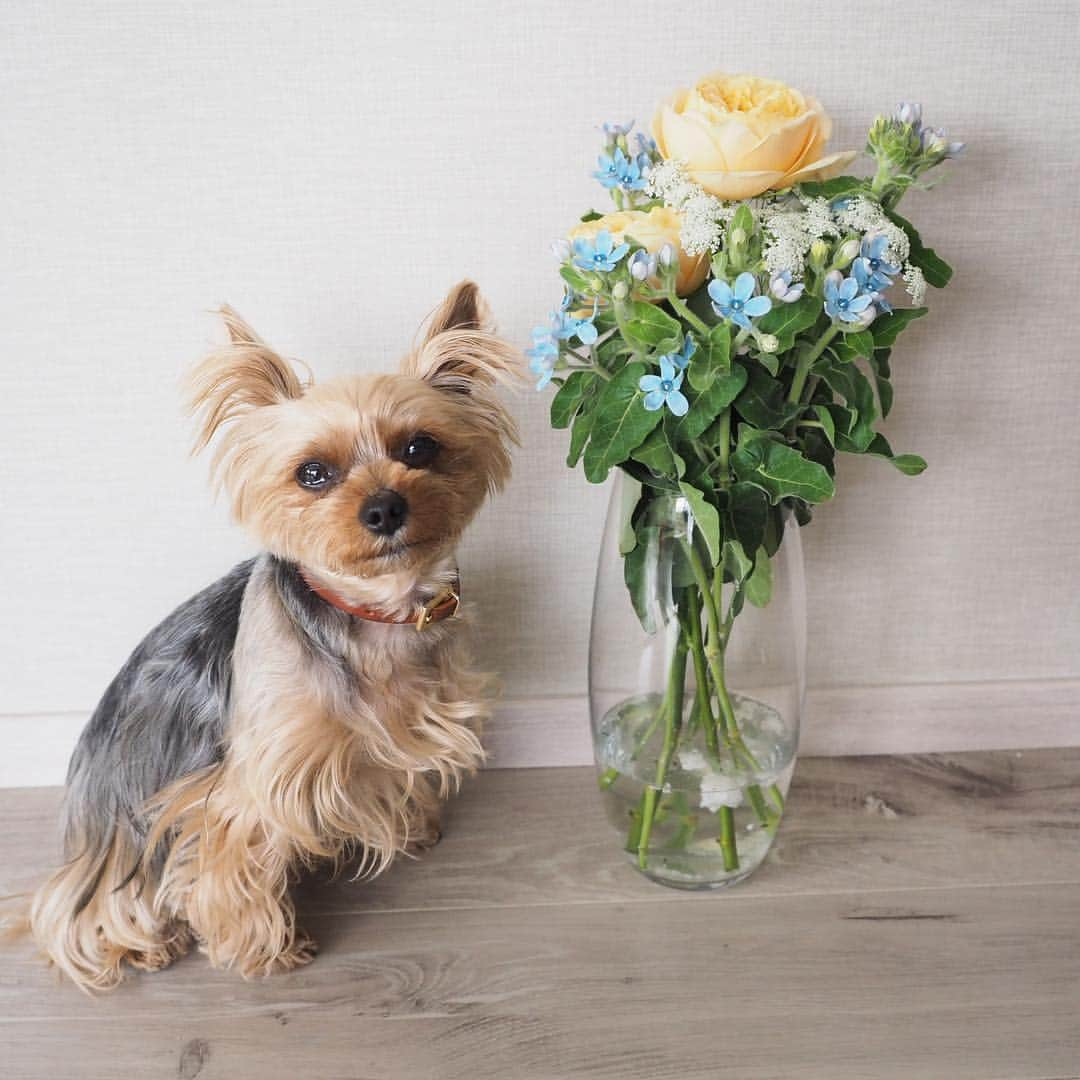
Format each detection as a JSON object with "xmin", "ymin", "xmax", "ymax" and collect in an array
[{"xmin": 2, "ymin": 0, "xmax": 1078, "ymax": 784}]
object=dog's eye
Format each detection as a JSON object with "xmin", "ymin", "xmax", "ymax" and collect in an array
[
  {"xmin": 296, "ymin": 461, "xmax": 335, "ymax": 489},
  {"xmin": 400, "ymin": 434, "xmax": 440, "ymax": 469}
]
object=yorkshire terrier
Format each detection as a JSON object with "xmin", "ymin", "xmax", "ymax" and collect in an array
[{"xmin": 25, "ymin": 281, "xmax": 518, "ymax": 991}]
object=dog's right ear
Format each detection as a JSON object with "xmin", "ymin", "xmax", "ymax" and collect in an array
[{"xmin": 187, "ymin": 305, "xmax": 306, "ymax": 453}]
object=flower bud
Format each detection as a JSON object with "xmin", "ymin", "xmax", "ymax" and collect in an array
[
  {"xmin": 824, "ymin": 269, "xmax": 843, "ymax": 291},
  {"xmin": 769, "ymin": 271, "xmax": 791, "ymax": 298},
  {"xmin": 551, "ymin": 238, "xmax": 571, "ymax": 262},
  {"xmin": 611, "ymin": 281, "xmax": 629, "ymax": 301},
  {"xmin": 658, "ymin": 243, "xmax": 675, "ymax": 268},
  {"xmin": 856, "ymin": 304, "xmax": 877, "ymax": 329},
  {"xmin": 758, "ymin": 334, "xmax": 779, "ymax": 354},
  {"xmin": 895, "ymin": 101, "xmax": 922, "ymax": 128},
  {"xmin": 810, "ymin": 240, "xmax": 830, "ymax": 270},
  {"xmin": 834, "ymin": 238, "xmax": 860, "ymax": 268}
]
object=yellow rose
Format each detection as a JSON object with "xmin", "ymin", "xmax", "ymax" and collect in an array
[
  {"xmin": 567, "ymin": 207, "xmax": 708, "ymax": 297},
  {"xmin": 651, "ymin": 73, "xmax": 856, "ymax": 200}
]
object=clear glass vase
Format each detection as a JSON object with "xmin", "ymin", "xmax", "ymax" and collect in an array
[{"xmin": 589, "ymin": 473, "xmax": 807, "ymax": 889}]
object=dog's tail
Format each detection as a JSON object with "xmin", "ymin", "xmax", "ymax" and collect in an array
[{"xmin": 22, "ymin": 821, "xmax": 189, "ymax": 993}]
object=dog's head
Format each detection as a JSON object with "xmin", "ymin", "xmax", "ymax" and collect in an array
[{"xmin": 188, "ymin": 282, "xmax": 519, "ymax": 582}]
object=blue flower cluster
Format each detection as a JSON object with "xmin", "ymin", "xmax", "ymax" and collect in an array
[
  {"xmin": 636, "ymin": 336, "xmax": 696, "ymax": 416},
  {"xmin": 527, "ymin": 291, "xmax": 601, "ymax": 390},
  {"xmin": 824, "ymin": 233, "xmax": 902, "ymax": 326},
  {"xmin": 593, "ymin": 123, "xmax": 660, "ymax": 198}
]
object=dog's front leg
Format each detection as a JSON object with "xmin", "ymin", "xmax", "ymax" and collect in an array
[{"xmin": 154, "ymin": 770, "xmax": 316, "ymax": 977}]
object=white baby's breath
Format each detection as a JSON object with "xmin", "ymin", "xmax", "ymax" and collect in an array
[
  {"xmin": 648, "ymin": 159, "xmax": 730, "ymax": 255},
  {"xmin": 834, "ymin": 195, "xmax": 911, "ymax": 264},
  {"xmin": 903, "ymin": 264, "xmax": 927, "ymax": 305}
]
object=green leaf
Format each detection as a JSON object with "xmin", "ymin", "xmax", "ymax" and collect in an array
[
  {"xmin": 678, "ymin": 481, "xmax": 722, "ymax": 565},
  {"xmin": 631, "ymin": 421, "xmax": 685, "ymax": 478},
  {"xmin": 864, "ymin": 433, "xmax": 927, "ymax": 475},
  {"xmin": 559, "ymin": 264, "xmax": 595, "ymax": 294},
  {"xmin": 687, "ymin": 323, "xmax": 732, "ymax": 390},
  {"xmin": 582, "ymin": 362, "xmax": 661, "ymax": 483},
  {"xmin": 819, "ymin": 360, "xmax": 878, "ymax": 453},
  {"xmin": 617, "ymin": 476, "xmax": 643, "ymax": 554},
  {"xmin": 566, "ymin": 409, "xmax": 593, "ymax": 468},
  {"xmin": 735, "ymin": 440, "xmax": 835, "ymax": 505},
  {"xmin": 729, "ymin": 204, "xmax": 755, "ymax": 238},
  {"xmin": 624, "ymin": 525, "xmax": 657, "ymax": 634},
  {"xmin": 674, "ymin": 366, "xmax": 747, "ymax": 443},
  {"xmin": 872, "ymin": 307, "xmax": 927, "ymax": 349},
  {"xmin": 812, "ymin": 403, "xmax": 836, "ymax": 446},
  {"xmin": 622, "ymin": 301, "xmax": 682, "ymax": 352},
  {"xmin": 832, "ymin": 329, "xmax": 874, "ymax": 364},
  {"xmin": 745, "ymin": 548, "xmax": 773, "ymax": 608},
  {"xmin": 868, "ymin": 352, "xmax": 894, "ymax": 418},
  {"xmin": 886, "ymin": 209, "xmax": 953, "ymax": 288},
  {"xmin": 549, "ymin": 371, "xmax": 597, "ymax": 429},
  {"xmin": 727, "ymin": 481, "xmax": 769, "ymax": 557},
  {"xmin": 723, "ymin": 538, "xmax": 753, "ymax": 583},
  {"xmin": 580, "ymin": 210, "xmax": 603, "ymax": 223},
  {"xmin": 734, "ymin": 365, "xmax": 799, "ymax": 430},
  {"xmin": 756, "ymin": 294, "xmax": 821, "ymax": 352},
  {"xmin": 796, "ymin": 175, "xmax": 867, "ymax": 199}
]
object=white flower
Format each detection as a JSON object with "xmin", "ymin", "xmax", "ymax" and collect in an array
[{"xmin": 903, "ymin": 264, "xmax": 927, "ymax": 305}]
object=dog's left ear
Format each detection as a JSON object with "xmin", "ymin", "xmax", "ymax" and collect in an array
[{"xmin": 404, "ymin": 281, "xmax": 521, "ymax": 393}]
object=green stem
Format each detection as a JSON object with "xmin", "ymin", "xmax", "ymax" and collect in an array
[
  {"xmin": 685, "ymin": 589, "xmax": 718, "ymax": 756},
  {"xmin": 787, "ymin": 324, "xmax": 840, "ymax": 405},
  {"xmin": 682, "ymin": 540, "xmax": 778, "ymax": 835},
  {"xmin": 636, "ymin": 623, "xmax": 688, "ymax": 869},
  {"xmin": 718, "ymin": 806, "xmax": 739, "ymax": 871},
  {"xmin": 667, "ymin": 293, "xmax": 710, "ymax": 336}
]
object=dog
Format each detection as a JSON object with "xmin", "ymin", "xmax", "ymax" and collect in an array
[{"xmin": 25, "ymin": 281, "xmax": 519, "ymax": 991}]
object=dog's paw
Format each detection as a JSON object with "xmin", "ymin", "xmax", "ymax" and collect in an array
[
  {"xmin": 406, "ymin": 823, "xmax": 443, "ymax": 856},
  {"xmin": 128, "ymin": 925, "xmax": 193, "ymax": 973},
  {"xmin": 274, "ymin": 932, "xmax": 319, "ymax": 972}
]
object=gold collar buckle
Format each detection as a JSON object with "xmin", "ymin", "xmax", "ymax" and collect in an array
[{"xmin": 415, "ymin": 585, "xmax": 461, "ymax": 632}]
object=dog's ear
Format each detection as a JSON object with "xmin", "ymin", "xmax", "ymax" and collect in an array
[
  {"xmin": 404, "ymin": 281, "xmax": 521, "ymax": 393},
  {"xmin": 187, "ymin": 305, "xmax": 306, "ymax": 453}
]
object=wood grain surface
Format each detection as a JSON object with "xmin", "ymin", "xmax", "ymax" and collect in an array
[{"xmin": 2, "ymin": 750, "xmax": 1078, "ymax": 1079}]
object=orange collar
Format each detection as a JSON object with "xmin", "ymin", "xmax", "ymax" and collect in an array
[{"xmin": 299, "ymin": 569, "xmax": 461, "ymax": 632}]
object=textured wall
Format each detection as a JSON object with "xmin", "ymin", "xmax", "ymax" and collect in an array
[{"xmin": 2, "ymin": 0, "xmax": 1078, "ymax": 783}]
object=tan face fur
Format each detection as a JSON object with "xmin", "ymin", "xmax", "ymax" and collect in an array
[{"xmin": 187, "ymin": 282, "xmax": 519, "ymax": 582}]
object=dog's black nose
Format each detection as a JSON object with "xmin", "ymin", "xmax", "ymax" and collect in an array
[{"xmin": 360, "ymin": 489, "xmax": 408, "ymax": 536}]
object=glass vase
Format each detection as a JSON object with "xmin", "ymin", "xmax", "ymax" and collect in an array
[{"xmin": 588, "ymin": 473, "xmax": 807, "ymax": 889}]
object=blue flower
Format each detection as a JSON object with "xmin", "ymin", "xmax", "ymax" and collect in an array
[
  {"xmin": 601, "ymin": 119, "xmax": 634, "ymax": 140},
  {"xmin": 639, "ymin": 357, "xmax": 689, "ymax": 416},
  {"xmin": 708, "ymin": 272, "xmax": 772, "ymax": 330},
  {"xmin": 550, "ymin": 298, "xmax": 599, "ymax": 346},
  {"xmin": 572, "ymin": 229, "xmax": 630, "ymax": 273},
  {"xmin": 526, "ymin": 331, "xmax": 558, "ymax": 390},
  {"xmin": 667, "ymin": 334, "xmax": 697, "ymax": 371},
  {"xmin": 853, "ymin": 234, "xmax": 900, "ymax": 293},
  {"xmin": 593, "ymin": 147, "xmax": 647, "ymax": 191},
  {"xmin": 634, "ymin": 131, "xmax": 658, "ymax": 157},
  {"xmin": 823, "ymin": 273, "xmax": 874, "ymax": 323}
]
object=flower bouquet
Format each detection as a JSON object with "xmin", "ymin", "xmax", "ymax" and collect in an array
[{"xmin": 532, "ymin": 74, "xmax": 963, "ymax": 887}]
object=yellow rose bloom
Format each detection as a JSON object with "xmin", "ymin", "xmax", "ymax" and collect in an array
[
  {"xmin": 651, "ymin": 73, "xmax": 856, "ymax": 200},
  {"xmin": 568, "ymin": 207, "xmax": 708, "ymax": 297}
]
